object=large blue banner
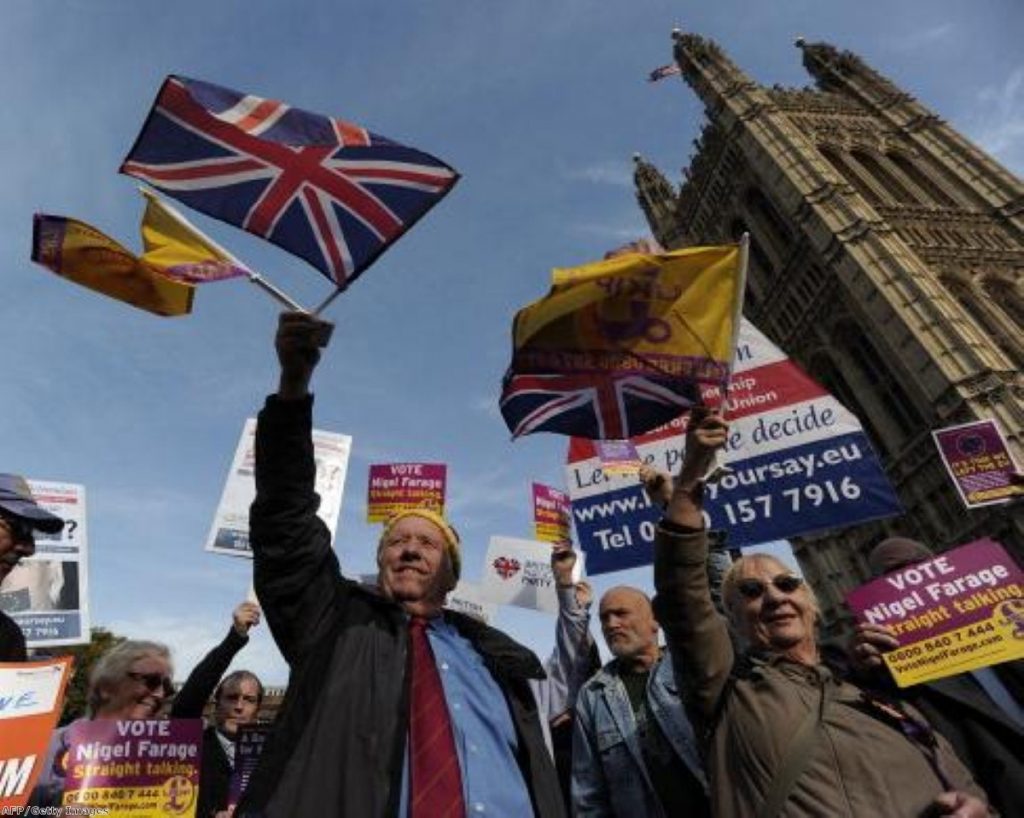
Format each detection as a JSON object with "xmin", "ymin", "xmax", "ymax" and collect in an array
[{"xmin": 566, "ymin": 321, "xmax": 902, "ymax": 575}]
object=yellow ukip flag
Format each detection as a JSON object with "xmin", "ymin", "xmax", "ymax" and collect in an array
[
  {"xmin": 139, "ymin": 190, "xmax": 249, "ymax": 283},
  {"xmin": 32, "ymin": 213, "xmax": 194, "ymax": 317},
  {"xmin": 513, "ymin": 243, "xmax": 746, "ymax": 377},
  {"xmin": 500, "ymin": 241, "xmax": 748, "ymax": 439}
]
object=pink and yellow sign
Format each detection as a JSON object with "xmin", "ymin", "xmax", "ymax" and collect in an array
[
  {"xmin": 846, "ymin": 538, "xmax": 1024, "ymax": 687},
  {"xmin": 62, "ymin": 719, "xmax": 202, "ymax": 816},
  {"xmin": 366, "ymin": 463, "xmax": 446, "ymax": 523},
  {"xmin": 532, "ymin": 483, "xmax": 571, "ymax": 544}
]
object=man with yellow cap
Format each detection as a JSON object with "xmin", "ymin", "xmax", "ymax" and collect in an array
[{"xmin": 237, "ymin": 312, "xmax": 566, "ymax": 818}]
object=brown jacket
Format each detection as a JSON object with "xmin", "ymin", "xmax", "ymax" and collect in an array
[{"xmin": 652, "ymin": 524, "xmax": 992, "ymax": 818}]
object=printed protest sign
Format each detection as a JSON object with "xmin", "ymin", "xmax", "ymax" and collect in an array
[
  {"xmin": 933, "ymin": 419, "xmax": 1023, "ymax": 508},
  {"xmin": 846, "ymin": 538, "xmax": 1024, "ymax": 687},
  {"xmin": 366, "ymin": 463, "xmax": 446, "ymax": 523},
  {"xmin": 227, "ymin": 724, "xmax": 270, "ymax": 811},
  {"xmin": 63, "ymin": 719, "xmax": 203, "ymax": 816},
  {"xmin": 0, "ymin": 658, "xmax": 72, "ymax": 811},
  {"xmin": 445, "ymin": 581, "xmax": 498, "ymax": 624},
  {"xmin": 206, "ymin": 419, "xmax": 351, "ymax": 556},
  {"xmin": 532, "ymin": 483, "xmax": 571, "ymax": 544},
  {"xmin": 0, "ymin": 481, "xmax": 90, "ymax": 647},
  {"xmin": 566, "ymin": 319, "xmax": 902, "ymax": 575},
  {"xmin": 480, "ymin": 537, "xmax": 559, "ymax": 614}
]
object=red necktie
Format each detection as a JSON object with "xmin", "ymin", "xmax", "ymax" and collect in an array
[{"xmin": 408, "ymin": 616, "xmax": 466, "ymax": 818}]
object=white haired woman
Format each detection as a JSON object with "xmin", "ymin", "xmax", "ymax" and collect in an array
[
  {"xmin": 645, "ymin": 410, "xmax": 992, "ymax": 818},
  {"xmin": 31, "ymin": 639, "xmax": 174, "ymax": 805}
]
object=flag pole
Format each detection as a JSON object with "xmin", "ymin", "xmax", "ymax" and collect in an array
[
  {"xmin": 705, "ymin": 233, "xmax": 748, "ymax": 483},
  {"xmin": 138, "ymin": 187, "xmax": 308, "ymax": 313},
  {"xmin": 311, "ymin": 284, "xmax": 347, "ymax": 317}
]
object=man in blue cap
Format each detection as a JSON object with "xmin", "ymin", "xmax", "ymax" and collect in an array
[{"xmin": 0, "ymin": 474, "xmax": 65, "ymax": 660}]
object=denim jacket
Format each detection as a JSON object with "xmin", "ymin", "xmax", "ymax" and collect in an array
[{"xmin": 571, "ymin": 652, "xmax": 707, "ymax": 817}]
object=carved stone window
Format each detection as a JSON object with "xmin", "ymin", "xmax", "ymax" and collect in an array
[
  {"xmin": 849, "ymin": 149, "xmax": 917, "ymax": 205},
  {"xmin": 886, "ymin": 152, "xmax": 960, "ymax": 207},
  {"xmin": 818, "ymin": 145, "xmax": 882, "ymax": 205}
]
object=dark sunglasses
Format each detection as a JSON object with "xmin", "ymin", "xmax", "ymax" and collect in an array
[
  {"xmin": 127, "ymin": 671, "xmax": 175, "ymax": 696},
  {"xmin": 736, "ymin": 574, "xmax": 804, "ymax": 600}
]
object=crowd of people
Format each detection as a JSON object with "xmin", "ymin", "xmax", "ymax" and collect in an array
[{"xmin": 0, "ymin": 310, "xmax": 1019, "ymax": 818}]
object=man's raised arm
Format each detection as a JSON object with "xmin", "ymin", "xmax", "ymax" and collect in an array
[{"xmin": 250, "ymin": 312, "xmax": 340, "ymax": 666}]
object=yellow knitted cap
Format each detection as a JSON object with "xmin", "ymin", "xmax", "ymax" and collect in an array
[{"xmin": 379, "ymin": 507, "xmax": 461, "ymax": 580}]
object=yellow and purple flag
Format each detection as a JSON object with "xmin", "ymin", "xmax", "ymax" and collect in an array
[
  {"xmin": 31, "ymin": 191, "xmax": 250, "ymax": 316},
  {"xmin": 500, "ymin": 243, "xmax": 746, "ymax": 439},
  {"xmin": 139, "ymin": 190, "xmax": 249, "ymax": 283},
  {"xmin": 32, "ymin": 213, "xmax": 195, "ymax": 317}
]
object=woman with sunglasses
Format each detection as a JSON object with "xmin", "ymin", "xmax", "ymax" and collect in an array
[
  {"xmin": 31, "ymin": 640, "xmax": 175, "ymax": 806},
  {"xmin": 645, "ymin": 410, "xmax": 992, "ymax": 818}
]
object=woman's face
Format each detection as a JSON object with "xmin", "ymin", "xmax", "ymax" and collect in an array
[
  {"xmin": 96, "ymin": 653, "xmax": 173, "ymax": 719},
  {"xmin": 730, "ymin": 556, "xmax": 818, "ymax": 656}
]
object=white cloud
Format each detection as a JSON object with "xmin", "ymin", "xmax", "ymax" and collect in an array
[
  {"xmin": 106, "ymin": 611, "xmax": 289, "ymax": 686},
  {"xmin": 884, "ymin": 23, "xmax": 953, "ymax": 52},
  {"xmin": 971, "ymin": 67, "xmax": 1024, "ymax": 170},
  {"xmin": 570, "ymin": 222, "xmax": 651, "ymax": 242},
  {"xmin": 563, "ymin": 160, "xmax": 634, "ymax": 187}
]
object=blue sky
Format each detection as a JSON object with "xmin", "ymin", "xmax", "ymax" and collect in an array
[{"xmin": 2, "ymin": 1, "xmax": 1020, "ymax": 684}]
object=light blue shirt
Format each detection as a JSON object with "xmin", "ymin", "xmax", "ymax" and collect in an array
[{"xmin": 399, "ymin": 617, "xmax": 535, "ymax": 818}]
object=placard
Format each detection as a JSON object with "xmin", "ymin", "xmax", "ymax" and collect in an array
[
  {"xmin": 206, "ymin": 419, "xmax": 351, "ymax": 556},
  {"xmin": 62, "ymin": 719, "xmax": 203, "ymax": 816},
  {"xmin": 846, "ymin": 538, "xmax": 1024, "ymax": 686},
  {"xmin": 0, "ymin": 658, "xmax": 72, "ymax": 811},
  {"xmin": 933, "ymin": 419, "xmax": 1023, "ymax": 508},
  {"xmin": 366, "ymin": 463, "xmax": 446, "ymax": 523},
  {"xmin": 0, "ymin": 481, "xmax": 89, "ymax": 647},
  {"xmin": 532, "ymin": 483, "xmax": 571, "ymax": 545}
]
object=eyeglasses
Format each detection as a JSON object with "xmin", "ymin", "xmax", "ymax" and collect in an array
[
  {"xmin": 127, "ymin": 671, "xmax": 175, "ymax": 696},
  {"xmin": 736, "ymin": 574, "xmax": 804, "ymax": 600}
]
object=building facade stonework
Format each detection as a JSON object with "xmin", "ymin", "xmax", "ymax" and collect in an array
[{"xmin": 634, "ymin": 32, "xmax": 1022, "ymax": 632}]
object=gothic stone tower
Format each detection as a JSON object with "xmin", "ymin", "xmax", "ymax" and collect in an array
[{"xmin": 634, "ymin": 31, "xmax": 1023, "ymax": 632}]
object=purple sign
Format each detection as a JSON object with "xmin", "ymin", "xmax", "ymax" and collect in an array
[
  {"xmin": 63, "ymin": 719, "xmax": 202, "ymax": 816},
  {"xmin": 846, "ymin": 539, "xmax": 1024, "ymax": 686},
  {"xmin": 933, "ymin": 419, "xmax": 1023, "ymax": 508},
  {"xmin": 227, "ymin": 723, "xmax": 270, "ymax": 810}
]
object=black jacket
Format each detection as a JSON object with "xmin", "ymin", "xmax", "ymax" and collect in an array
[
  {"xmin": 237, "ymin": 395, "xmax": 565, "ymax": 818},
  {"xmin": 172, "ymin": 627, "xmax": 249, "ymax": 817},
  {"xmin": 0, "ymin": 608, "xmax": 26, "ymax": 661},
  {"xmin": 899, "ymin": 663, "xmax": 1024, "ymax": 816}
]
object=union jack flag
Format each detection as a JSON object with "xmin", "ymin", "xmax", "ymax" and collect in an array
[
  {"xmin": 121, "ymin": 76, "xmax": 459, "ymax": 287},
  {"xmin": 500, "ymin": 371, "xmax": 698, "ymax": 440}
]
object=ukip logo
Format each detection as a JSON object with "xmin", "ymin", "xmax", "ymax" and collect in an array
[{"xmin": 493, "ymin": 556, "xmax": 522, "ymax": 581}]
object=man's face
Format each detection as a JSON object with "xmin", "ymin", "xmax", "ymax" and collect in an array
[
  {"xmin": 0, "ymin": 515, "xmax": 35, "ymax": 583},
  {"xmin": 215, "ymin": 678, "xmax": 261, "ymax": 736},
  {"xmin": 99, "ymin": 654, "xmax": 174, "ymax": 720},
  {"xmin": 377, "ymin": 516, "xmax": 455, "ymax": 612},
  {"xmin": 599, "ymin": 587, "xmax": 659, "ymax": 660},
  {"xmin": 729, "ymin": 557, "xmax": 817, "ymax": 654}
]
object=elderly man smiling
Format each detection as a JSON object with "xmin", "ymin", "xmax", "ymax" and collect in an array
[{"xmin": 237, "ymin": 312, "xmax": 565, "ymax": 818}]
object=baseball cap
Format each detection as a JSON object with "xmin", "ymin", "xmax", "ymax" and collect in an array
[{"xmin": 0, "ymin": 474, "xmax": 65, "ymax": 534}]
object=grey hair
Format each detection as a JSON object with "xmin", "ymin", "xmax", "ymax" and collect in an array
[{"xmin": 88, "ymin": 640, "xmax": 172, "ymax": 717}]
